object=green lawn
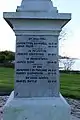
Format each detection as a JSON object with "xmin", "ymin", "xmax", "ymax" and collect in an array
[
  {"xmin": 0, "ymin": 67, "xmax": 14, "ymax": 94},
  {"xmin": 60, "ymin": 73, "xmax": 80, "ymax": 99},
  {"xmin": 0, "ymin": 67, "xmax": 80, "ymax": 99}
]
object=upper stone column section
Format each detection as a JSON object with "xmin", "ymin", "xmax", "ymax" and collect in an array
[
  {"xmin": 3, "ymin": 0, "xmax": 71, "ymax": 31},
  {"xmin": 17, "ymin": 0, "xmax": 58, "ymax": 12}
]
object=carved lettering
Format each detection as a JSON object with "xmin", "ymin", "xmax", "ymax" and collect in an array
[
  {"xmin": 17, "ymin": 42, "xmax": 25, "ymax": 44},
  {"xmin": 16, "ymin": 80, "xmax": 26, "ymax": 83},
  {"xmin": 17, "ymin": 53, "xmax": 28, "ymax": 55},
  {"xmin": 39, "ymin": 77, "xmax": 48, "ymax": 79},
  {"xmin": 17, "ymin": 45, "xmax": 24, "ymax": 47},
  {"xmin": 29, "ymin": 53, "xmax": 44, "ymax": 55},
  {"xmin": 16, "ymin": 72, "xmax": 26, "ymax": 75},
  {"xmin": 48, "ymin": 80, "xmax": 56, "ymax": 83},
  {"xmin": 27, "ymin": 72, "xmax": 43, "ymax": 75},
  {"xmin": 17, "ymin": 61, "xmax": 26, "ymax": 63},
  {"xmin": 27, "ymin": 80, "xmax": 37, "ymax": 83},
  {"xmin": 27, "ymin": 61, "xmax": 34, "ymax": 63},
  {"xmin": 34, "ymin": 42, "xmax": 47, "ymax": 45},
  {"xmin": 30, "ymin": 58, "xmax": 48, "ymax": 60},
  {"xmin": 15, "ymin": 35, "xmax": 58, "ymax": 97}
]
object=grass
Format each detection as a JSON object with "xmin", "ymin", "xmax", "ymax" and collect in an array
[
  {"xmin": 0, "ymin": 67, "xmax": 80, "ymax": 99},
  {"xmin": 0, "ymin": 67, "xmax": 14, "ymax": 94},
  {"xmin": 60, "ymin": 73, "xmax": 80, "ymax": 99}
]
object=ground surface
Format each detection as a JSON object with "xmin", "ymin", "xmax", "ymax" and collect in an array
[
  {"xmin": 0, "ymin": 67, "xmax": 80, "ymax": 99},
  {"xmin": 0, "ymin": 96, "xmax": 80, "ymax": 120}
]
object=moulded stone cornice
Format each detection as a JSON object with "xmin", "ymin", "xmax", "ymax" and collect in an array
[
  {"xmin": 14, "ymin": 30, "xmax": 61, "ymax": 36},
  {"xmin": 3, "ymin": 0, "xmax": 71, "ymax": 33}
]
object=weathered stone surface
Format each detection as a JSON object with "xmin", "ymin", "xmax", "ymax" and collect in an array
[
  {"xmin": 2, "ymin": 92, "xmax": 71, "ymax": 120},
  {"xmin": 15, "ymin": 35, "xmax": 59, "ymax": 97},
  {"xmin": 17, "ymin": 0, "xmax": 55, "ymax": 12},
  {"xmin": 1, "ymin": 96, "xmax": 80, "ymax": 120},
  {"xmin": 3, "ymin": 0, "xmax": 71, "ymax": 98},
  {"xmin": 3, "ymin": 0, "xmax": 71, "ymax": 120}
]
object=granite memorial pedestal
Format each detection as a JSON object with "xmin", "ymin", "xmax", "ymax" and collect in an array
[{"xmin": 3, "ymin": 0, "xmax": 71, "ymax": 120}]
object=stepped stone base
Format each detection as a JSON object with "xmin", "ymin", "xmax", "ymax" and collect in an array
[{"xmin": 3, "ymin": 91, "xmax": 70, "ymax": 120}]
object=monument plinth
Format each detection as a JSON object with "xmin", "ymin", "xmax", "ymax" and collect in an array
[{"xmin": 3, "ymin": 0, "xmax": 71, "ymax": 120}]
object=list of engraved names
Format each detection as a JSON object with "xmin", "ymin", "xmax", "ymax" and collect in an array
[{"xmin": 15, "ymin": 35, "xmax": 59, "ymax": 97}]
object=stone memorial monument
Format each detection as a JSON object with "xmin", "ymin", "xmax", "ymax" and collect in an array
[{"xmin": 3, "ymin": 0, "xmax": 71, "ymax": 120}]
